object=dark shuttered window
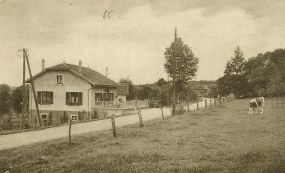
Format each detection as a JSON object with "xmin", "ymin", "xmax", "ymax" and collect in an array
[
  {"xmin": 37, "ymin": 91, "xmax": 53, "ymax": 105},
  {"xmin": 37, "ymin": 91, "xmax": 41, "ymax": 104},
  {"xmin": 66, "ymin": 92, "xmax": 70, "ymax": 105}
]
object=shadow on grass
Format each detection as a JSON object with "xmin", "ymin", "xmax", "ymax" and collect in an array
[
  {"xmin": 69, "ymin": 151, "xmax": 167, "ymax": 172},
  {"xmin": 230, "ymin": 150, "xmax": 285, "ymax": 173}
]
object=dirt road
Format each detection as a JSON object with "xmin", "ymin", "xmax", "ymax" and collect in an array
[{"xmin": 0, "ymin": 98, "xmax": 213, "ymax": 150}]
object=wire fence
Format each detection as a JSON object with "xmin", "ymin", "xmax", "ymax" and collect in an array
[{"xmin": 266, "ymin": 97, "xmax": 285, "ymax": 108}]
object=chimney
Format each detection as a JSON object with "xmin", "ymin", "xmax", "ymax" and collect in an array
[
  {"xmin": 106, "ymin": 67, "xmax": 108, "ymax": 78},
  {"xmin": 79, "ymin": 60, "xmax": 82, "ymax": 74},
  {"xmin": 42, "ymin": 59, "xmax": 45, "ymax": 71}
]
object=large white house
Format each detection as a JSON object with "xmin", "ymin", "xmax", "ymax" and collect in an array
[{"xmin": 26, "ymin": 60, "xmax": 122, "ymax": 126}]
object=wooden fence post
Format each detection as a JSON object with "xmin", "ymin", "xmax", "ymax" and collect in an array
[
  {"xmin": 138, "ymin": 110, "xmax": 144, "ymax": 127},
  {"xmin": 205, "ymin": 99, "xmax": 207, "ymax": 108},
  {"xmin": 277, "ymin": 96, "xmax": 279, "ymax": 108},
  {"xmin": 111, "ymin": 114, "xmax": 117, "ymax": 137},
  {"xmin": 197, "ymin": 99, "xmax": 199, "ymax": 110},
  {"xmin": 272, "ymin": 98, "xmax": 273, "ymax": 108},
  {"xmin": 214, "ymin": 98, "xmax": 216, "ymax": 106},
  {"xmin": 160, "ymin": 107, "xmax": 164, "ymax": 120},
  {"xmin": 69, "ymin": 118, "xmax": 72, "ymax": 146},
  {"xmin": 220, "ymin": 97, "xmax": 222, "ymax": 104},
  {"xmin": 210, "ymin": 99, "xmax": 212, "ymax": 106}
]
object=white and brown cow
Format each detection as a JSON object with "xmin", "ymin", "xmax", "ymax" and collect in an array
[{"xmin": 248, "ymin": 97, "xmax": 265, "ymax": 114}]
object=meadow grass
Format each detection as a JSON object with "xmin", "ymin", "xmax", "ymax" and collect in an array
[{"xmin": 1, "ymin": 99, "xmax": 285, "ymax": 172}]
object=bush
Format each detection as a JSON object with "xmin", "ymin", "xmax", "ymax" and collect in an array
[
  {"xmin": 0, "ymin": 115, "xmax": 13, "ymax": 130},
  {"xmin": 48, "ymin": 111, "xmax": 52, "ymax": 126},
  {"xmin": 61, "ymin": 111, "xmax": 68, "ymax": 124},
  {"xmin": 176, "ymin": 107, "xmax": 185, "ymax": 115},
  {"xmin": 150, "ymin": 100, "xmax": 160, "ymax": 108}
]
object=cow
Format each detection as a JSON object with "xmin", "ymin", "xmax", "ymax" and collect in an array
[{"xmin": 248, "ymin": 97, "xmax": 265, "ymax": 114}]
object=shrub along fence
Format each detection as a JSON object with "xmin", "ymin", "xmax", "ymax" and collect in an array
[{"xmin": 0, "ymin": 114, "xmax": 29, "ymax": 132}]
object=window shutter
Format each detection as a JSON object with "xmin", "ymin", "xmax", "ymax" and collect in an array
[
  {"xmin": 37, "ymin": 91, "xmax": 41, "ymax": 104},
  {"xmin": 50, "ymin": 92, "xmax": 53, "ymax": 104},
  {"xmin": 78, "ymin": 92, "xmax": 83, "ymax": 105},
  {"xmin": 66, "ymin": 92, "xmax": 70, "ymax": 105}
]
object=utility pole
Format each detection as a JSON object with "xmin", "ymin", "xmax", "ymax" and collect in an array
[
  {"xmin": 23, "ymin": 48, "xmax": 42, "ymax": 127},
  {"xmin": 172, "ymin": 28, "xmax": 178, "ymax": 116},
  {"xmin": 22, "ymin": 49, "xmax": 26, "ymax": 129}
]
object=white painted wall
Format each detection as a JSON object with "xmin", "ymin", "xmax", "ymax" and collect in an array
[{"xmin": 29, "ymin": 71, "xmax": 92, "ymax": 112}]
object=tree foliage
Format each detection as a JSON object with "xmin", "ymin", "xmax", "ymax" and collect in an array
[
  {"xmin": 157, "ymin": 78, "xmax": 167, "ymax": 86},
  {"xmin": 11, "ymin": 86, "xmax": 23, "ymax": 113},
  {"xmin": 218, "ymin": 48, "xmax": 285, "ymax": 98},
  {"xmin": 164, "ymin": 37, "xmax": 199, "ymax": 82},
  {"xmin": 218, "ymin": 47, "xmax": 247, "ymax": 98},
  {"xmin": 224, "ymin": 47, "xmax": 246, "ymax": 76},
  {"xmin": 0, "ymin": 85, "xmax": 11, "ymax": 115}
]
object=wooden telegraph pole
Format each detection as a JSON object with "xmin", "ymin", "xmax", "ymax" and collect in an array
[
  {"xmin": 172, "ymin": 28, "xmax": 178, "ymax": 116},
  {"xmin": 22, "ymin": 49, "xmax": 26, "ymax": 129},
  {"xmin": 23, "ymin": 48, "xmax": 42, "ymax": 127}
]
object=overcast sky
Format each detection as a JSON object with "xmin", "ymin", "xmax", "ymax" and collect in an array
[{"xmin": 1, "ymin": 0, "xmax": 285, "ymax": 86}]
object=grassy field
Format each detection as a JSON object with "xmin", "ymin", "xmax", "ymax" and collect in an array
[{"xmin": 1, "ymin": 99, "xmax": 285, "ymax": 173}]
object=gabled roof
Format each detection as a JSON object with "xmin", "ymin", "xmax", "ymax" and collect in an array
[
  {"xmin": 117, "ymin": 83, "xmax": 129, "ymax": 95},
  {"xmin": 26, "ymin": 63, "xmax": 120, "ymax": 87}
]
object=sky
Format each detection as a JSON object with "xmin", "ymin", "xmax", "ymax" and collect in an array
[{"xmin": 1, "ymin": 0, "xmax": 285, "ymax": 86}]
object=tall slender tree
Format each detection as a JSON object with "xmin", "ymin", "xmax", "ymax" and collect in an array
[
  {"xmin": 225, "ymin": 46, "xmax": 246, "ymax": 76},
  {"xmin": 164, "ymin": 29, "xmax": 198, "ymax": 115},
  {"xmin": 219, "ymin": 46, "xmax": 247, "ymax": 98},
  {"xmin": 164, "ymin": 37, "xmax": 199, "ymax": 82}
]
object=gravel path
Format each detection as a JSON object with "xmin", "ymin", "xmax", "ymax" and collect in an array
[{"xmin": 0, "ymin": 98, "xmax": 213, "ymax": 150}]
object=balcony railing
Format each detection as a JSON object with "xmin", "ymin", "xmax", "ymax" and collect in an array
[{"xmin": 93, "ymin": 100, "xmax": 148, "ymax": 109}]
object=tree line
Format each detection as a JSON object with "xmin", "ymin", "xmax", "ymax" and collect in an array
[
  {"xmin": 119, "ymin": 77, "xmax": 198, "ymax": 108},
  {"xmin": 0, "ymin": 84, "xmax": 26, "ymax": 116},
  {"xmin": 217, "ymin": 47, "xmax": 285, "ymax": 98}
]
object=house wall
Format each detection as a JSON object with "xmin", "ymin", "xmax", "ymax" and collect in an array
[
  {"xmin": 29, "ymin": 71, "xmax": 92, "ymax": 123},
  {"xmin": 28, "ymin": 71, "xmax": 122, "ymax": 126}
]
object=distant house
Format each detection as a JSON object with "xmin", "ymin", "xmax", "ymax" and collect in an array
[
  {"xmin": 192, "ymin": 85, "xmax": 208, "ymax": 97},
  {"xmin": 26, "ymin": 60, "xmax": 120, "ymax": 125},
  {"xmin": 116, "ymin": 83, "xmax": 129, "ymax": 102}
]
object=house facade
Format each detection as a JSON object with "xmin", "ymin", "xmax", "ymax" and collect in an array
[
  {"xmin": 192, "ymin": 85, "xmax": 208, "ymax": 97},
  {"xmin": 26, "ymin": 60, "xmax": 120, "ymax": 126}
]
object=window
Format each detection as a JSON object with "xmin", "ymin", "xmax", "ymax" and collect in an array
[
  {"xmin": 108, "ymin": 93, "xmax": 114, "ymax": 101},
  {"xmin": 57, "ymin": 75, "xmax": 63, "ymax": 84},
  {"xmin": 66, "ymin": 92, "xmax": 83, "ymax": 106},
  {"xmin": 95, "ymin": 93, "xmax": 114, "ymax": 101},
  {"xmin": 71, "ymin": 115, "xmax": 78, "ymax": 121},
  {"xmin": 42, "ymin": 114, "xmax": 47, "ymax": 119},
  {"xmin": 95, "ymin": 93, "xmax": 103, "ymax": 101},
  {"xmin": 37, "ymin": 91, "xmax": 53, "ymax": 104}
]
